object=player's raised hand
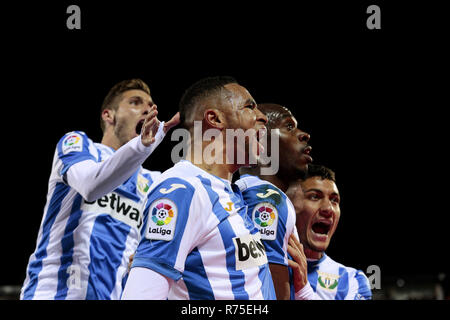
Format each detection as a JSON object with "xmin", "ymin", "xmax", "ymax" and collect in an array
[
  {"xmin": 287, "ymin": 233, "xmax": 308, "ymax": 292},
  {"xmin": 163, "ymin": 112, "xmax": 180, "ymax": 133},
  {"xmin": 140, "ymin": 105, "xmax": 159, "ymax": 147}
]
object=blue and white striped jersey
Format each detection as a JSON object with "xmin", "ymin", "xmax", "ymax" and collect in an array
[
  {"xmin": 290, "ymin": 253, "xmax": 372, "ymax": 300},
  {"xmin": 21, "ymin": 131, "xmax": 160, "ymax": 300},
  {"xmin": 131, "ymin": 160, "xmax": 276, "ymax": 300},
  {"xmin": 236, "ymin": 174, "xmax": 297, "ymax": 267}
]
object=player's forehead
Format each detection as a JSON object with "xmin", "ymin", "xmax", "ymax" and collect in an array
[
  {"xmin": 302, "ymin": 177, "xmax": 339, "ymax": 195},
  {"xmin": 279, "ymin": 113, "xmax": 297, "ymax": 127},
  {"xmin": 223, "ymin": 83, "xmax": 255, "ymax": 109},
  {"xmin": 259, "ymin": 104, "xmax": 295, "ymax": 128},
  {"xmin": 120, "ymin": 89, "xmax": 152, "ymax": 102}
]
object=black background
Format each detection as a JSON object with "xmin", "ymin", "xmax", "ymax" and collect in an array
[{"xmin": 2, "ymin": 1, "xmax": 448, "ymax": 291}]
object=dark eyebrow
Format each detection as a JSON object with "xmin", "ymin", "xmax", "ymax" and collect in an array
[
  {"xmin": 304, "ymin": 189, "xmax": 339, "ymax": 196},
  {"xmin": 282, "ymin": 116, "xmax": 298, "ymax": 126},
  {"xmin": 303, "ymin": 188, "xmax": 324, "ymax": 194},
  {"xmin": 129, "ymin": 96, "xmax": 154, "ymax": 104},
  {"xmin": 243, "ymin": 99, "xmax": 256, "ymax": 107}
]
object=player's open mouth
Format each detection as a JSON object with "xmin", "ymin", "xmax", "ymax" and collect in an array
[
  {"xmin": 135, "ymin": 119, "xmax": 145, "ymax": 135},
  {"xmin": 311, "ymin": 220, "xmax": 331, "ymax": 236}
]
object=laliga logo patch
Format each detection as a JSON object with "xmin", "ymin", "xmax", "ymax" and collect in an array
[
  {"xmin": 62, "ymin": 133, "xmax": 83, "ymax": 154},
  {"xmin": 146, "ymin": 198, "xmax": 177, "ymax": 241},
  {"xmin": 252, "ymin": 202, "xmax": 278, "ymax": 240}
]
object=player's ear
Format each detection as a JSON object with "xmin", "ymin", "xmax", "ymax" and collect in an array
[
  {"xmin": 204, "ymin": 109, "xmax": 225, "ymax": 130},
  {"xmin": 102, "ymin": 109, "xmax": 115, "ymax": 127}
]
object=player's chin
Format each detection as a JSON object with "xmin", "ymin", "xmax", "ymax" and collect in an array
[
  {"xmin": 310, "ymin": 241, "xmax": 329, "ymax": 253},
  {"xmin": 308, "ymin": 231, "xmax": 330, "ymax": 251},
  {"xmin": 238, "ymin": 155, "xmax": 259, "ymax": 170},
  {"xmin": 296, "ymin": 162, "xmax": 309, "ymax": 174}
]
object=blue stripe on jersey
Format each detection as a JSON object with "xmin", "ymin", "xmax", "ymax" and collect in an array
[
  {"xmin": 120, "ymin": 273, "xmax": 129, "ymax": 300},
  {"xmin": 307, "ymin": 263, "xmax": 319, "ymax": 292},
  {"xmin": 96, "ymin": 144, "xmax": 102, "ymax": 162},
  {"xmin": 57, "ymin": 132, "xmax": 97, "ymax": 177},
  {"xmin": 132, "ymin": 256, "xmax": 182, "ymax": 280},
  {"xmin": 335, "ymin": 267, "xmax": 349, "ymax": 300},
  {"xmin": 22, "ymin": 182, "xmax": 71, "ymax": 299},
  {"xmin": 183, "ymin": 248, "xmax": 215, "ymax": 300},
  {"xmin": 55, "ymin": 194, "xmax": 83, "ymax": 299},
  {"xmin": 115, "ymin": 171, "xmax": 141, "ymax": 203},
  {"xmin": 86, "ymin": 215, "xmax": 130, "ymax": 299},
  {"xmin": 238, "ymin": 177, "xmax": 289, "ymax": 266},
  {"xmin": 197, "ymin": 176, "xmax": 249, "ymax": 300},
  {"xmin": 258, "ymin": 265, "xmax": 276, "ymax": 300},
  {"xmin": 355, "ymin": 270, "xmax": 372, "ymax": 299}
]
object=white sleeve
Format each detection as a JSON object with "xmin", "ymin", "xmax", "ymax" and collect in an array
[
  {"xmin": 66, "ymin": 122, "xmax": 165, "ymax": 202},
  {"xmin": 121, "ymin": 267, "xmax": 173, "ymax": 300},
  {"xmin": 295, "ymin": 282, "xmax": 323, "ymax": 300}
]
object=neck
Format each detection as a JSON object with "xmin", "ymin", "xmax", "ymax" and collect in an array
[
  {"xmin": 186, "ymin": 142, "xmax": 236, "ymax": 181},
  {"xmin": 304, "ymin": 248, "xmax": 324, "ymax": 260},
  {"xmin": 100, "ymin": 129, "xmax": 121, "ymax": 151}
]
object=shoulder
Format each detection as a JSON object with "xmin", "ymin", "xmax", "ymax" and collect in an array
[
  {"xmin": 236, "ymin": 174, "xmax": 268, "ymax": 191},
  {"xmin": 56, "ymin": 131, "xmax": 94, "ymax": 156},
  {"xmin": 57, "ymin": 131, "xmax": 90, "ymax": 146},
  {"xmin": 238, "ymin": 176, "xmax": 284, "ymax": 202},
  {"xmin": 146, "ymin": 167, "xmax": 207, "ymax": 206},
  {"xmin": 140, "ymin": 168, "xmax": 162, "ymax": 183}
]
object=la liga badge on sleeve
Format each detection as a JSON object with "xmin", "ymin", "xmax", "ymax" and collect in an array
[{"xmin": 145, "ymin": 198, "xmax": 178, "ymax": 241}]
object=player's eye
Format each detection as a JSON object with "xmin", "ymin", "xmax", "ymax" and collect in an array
[
  {"xmin": 308, "ymin": 193, "xmax": 320, "ymax": 201},
  {"xmin": 130, "ymin": 98, "xmax": 142, "ymax": 106},
  {"xmin": 330, "ymin": 196, "xmax": 340, "ymax": 204},
  {"xmin": 244, "ymin": 104, "xmax": 256, "ymax": 110},
  {"xmin": 287, "ymin": 123, "xmax": 295, "ymax": 131}
]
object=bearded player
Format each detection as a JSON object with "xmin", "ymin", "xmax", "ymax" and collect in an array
[{"xmin": 21, "ymin": 79, "xmax": 179, "ymax": 299}]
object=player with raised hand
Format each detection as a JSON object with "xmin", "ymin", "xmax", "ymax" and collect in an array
[
  {"xmin": 21, "ymin": 79, "xmax": 179, "ymax": 300},
  {"xmin": 122, "ymin": 76, "xmax": 276, "ymax": 300},
  {"xmin": 236, "ymin": 103, "xmax": 312, "ymax": 299}
]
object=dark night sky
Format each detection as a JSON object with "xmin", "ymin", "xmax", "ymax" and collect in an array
[{"xmin": 2, "ymin": 1, "xmax": 447, "ymax": 287}]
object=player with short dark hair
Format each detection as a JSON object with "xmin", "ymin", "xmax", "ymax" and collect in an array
[
  {"xmin": 287, "ymin": 164, "xmax": 372, "ymax": 300},
  {"xmin": 122, "ymin": 76, "xmax": 277, "ymax": 300},
  {"xmin": 236, "ymin": 103, "xmax": 312, "ymax": 299}
]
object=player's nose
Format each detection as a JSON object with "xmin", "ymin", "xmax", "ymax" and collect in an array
[
  {"xmin": 298, "ymin": 131, "xmax": 310, "ymax": 144},
  {"xmin": 255, "ymin": 106, "xmax": 268, "ymax": 125},
  {"xmin": 318, "ymin": 202, "xmax": 333, "ymax": 218}
]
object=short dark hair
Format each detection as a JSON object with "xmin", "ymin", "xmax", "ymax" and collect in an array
[
  {"xmin": 258, "ymin": 103, "xmax": 293, "ymax": 130},
  {"xmin": 303, "ymin": 164, "xmax": 336, "ymax": 182},
  {"xmin": 179, "ymin": 76, "xmax": 238, "ymax": 129},
  {"xmin": 100, "ymin": 79, "xmax": 151, "ymax": 132}
]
